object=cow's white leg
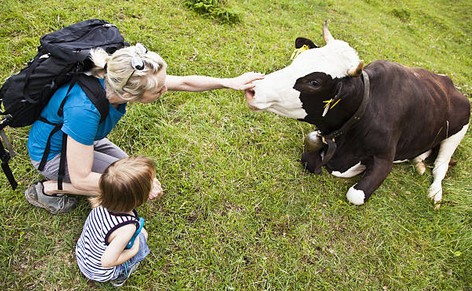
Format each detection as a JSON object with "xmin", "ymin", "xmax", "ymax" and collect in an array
[
  {"xmin": 345, "ymin": 156, "xmax": 394, "ymax": 205},
  {"xmin": 331, "ymin": 162, "xmax": 366, "ymax": 178},
  {"xmin": 429, "ymin": 124, "xmax": 469, "ymax": 204},
  {"xmin": 346, "ymin": 185, "xmax": 365, "ymax": 205},
  {"xmin": 413, "ymin": 150, "xmax": 432, "ymax": 175}
]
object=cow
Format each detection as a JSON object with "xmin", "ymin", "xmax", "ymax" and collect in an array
[{"xmin": 245, "ymin": 21, "xmax": 470, "ymax": 206}]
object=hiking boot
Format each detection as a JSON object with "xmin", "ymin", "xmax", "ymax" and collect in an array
[{"xmin": 24, "ymin": 181, "xmax": 78, "ymax": 214}]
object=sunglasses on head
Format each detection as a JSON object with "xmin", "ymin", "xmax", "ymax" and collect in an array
[{"xmin": 122, "ymin": 43, "xmax": 148, "ymax": 92}]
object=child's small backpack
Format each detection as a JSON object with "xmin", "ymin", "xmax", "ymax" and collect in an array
[{"xmin": 0, "ymin": 19, "xmax": 126, "ymax": 189}]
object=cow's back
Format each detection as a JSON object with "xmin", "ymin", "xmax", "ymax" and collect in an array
[{"xmin": 360, "ymin": 60, "xmax": 470, "ymax": 160}]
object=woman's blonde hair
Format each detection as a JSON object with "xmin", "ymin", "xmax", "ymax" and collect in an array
[
  {"xmin": 97, "ymin": 156, "xmax": 156, "ymax": 212},
  {"xmin": 90, "ymin": 44, "xmax": 167, "ymax": 100}
]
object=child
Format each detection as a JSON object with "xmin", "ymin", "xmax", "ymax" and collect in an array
[{"xmin": 76, "ymin": 156, "xmax": 161, "ymax": 286}]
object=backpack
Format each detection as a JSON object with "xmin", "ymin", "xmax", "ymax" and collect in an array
[{"xmin": 0, "ymin": 19, "xmax": 127, "ymax": 189}]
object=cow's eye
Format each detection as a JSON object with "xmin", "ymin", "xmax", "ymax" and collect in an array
[{"xmin": 309, "ymin": 80, "xmax": 320, "ymax": 87}]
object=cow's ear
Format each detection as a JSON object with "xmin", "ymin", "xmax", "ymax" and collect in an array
[{"xmin": 295, "ymin": 37, "xmax": 318, "ymax": 49}]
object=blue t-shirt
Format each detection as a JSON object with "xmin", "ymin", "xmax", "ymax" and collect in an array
[{"xmin": 27, "ymin": 78, "xmax": 126, "ymax": 162}]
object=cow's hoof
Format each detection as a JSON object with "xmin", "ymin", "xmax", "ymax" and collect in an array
[
  {"xmin": 414, "ymin": 161, "xmax": 426, "ymax": 175},
  {"xmin": 428, "ymin": 185, "xmax": 443, "ymax": 203},
  {"xmin": 346, "ymin": 187, "xmax": 365, "ymax": 205}
]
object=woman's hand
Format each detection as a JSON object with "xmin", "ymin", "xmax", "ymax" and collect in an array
[
  {"xmin": 223, "ymin": 72, "xmax": 265, "ymax": 91},
  {"xmin": 149, "ymin": 178, "xmax": 164, "ymax": 200}
]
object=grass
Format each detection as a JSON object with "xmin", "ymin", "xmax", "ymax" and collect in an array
[{"xmin": 1, "ymin": 0, "xmax": 471, "ymax": 289}]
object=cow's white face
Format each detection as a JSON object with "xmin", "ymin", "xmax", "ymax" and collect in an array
[{"xmin": 246, "ymin": 38, "xmax": 361, "ymax": 120}]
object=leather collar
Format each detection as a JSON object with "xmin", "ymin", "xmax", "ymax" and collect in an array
[{"xmin": 321, "ymin": 70, "xmax": 371, "ymax": 164}]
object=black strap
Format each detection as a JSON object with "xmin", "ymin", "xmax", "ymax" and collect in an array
[
  {"xmin": 0, "ymin": 118, "xmax": 17, "ymax": 189},
  {"xmin": 56, "ymin": 74, "xmax": 108, "ymax": 120},
  {"xmin": 38, "ymin": 74, "xmax": 108, "ymax": 189},
  {"xmin": 57, "ymin": 132, "xmax": 68, "ymax": 190},
  {"xmin": 38, "ymin": 124, "xmax": 62, "ymax": 171},
  {"xmin": 322, "ymin": 138, "xmax": 337, "ymax": 165},
  {"xmin": 0, "ymin": 138, "xmax": 17, "ymax": 189},
  {"xmin": 54, "ymin": 77, "xmax": 71, "ymax": 190},
  {"xmin": 76, "ymin": 74, "xmax": 109, "ymax": 122},
  {"xmin": 323, "ymin": 71, "xmax": 371, "ymax": 140},
  {"xmin": 57, "ymin": 75, "xmax": 78, "ymax": 117},
  {"xmin": 321, "ymin": 71, "xmax": 371, "ymax": 165}
]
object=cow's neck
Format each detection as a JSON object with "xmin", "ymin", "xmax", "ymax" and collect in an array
[
  {"xmin": 306, "ymin": 72, "xmax": 369, "ymax": 136},
  {"xmin": 316, "ymin": 71, "xmax": 370, "ymax": 165}
]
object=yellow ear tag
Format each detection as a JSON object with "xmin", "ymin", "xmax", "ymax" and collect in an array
[
  {"xmin": 322, "ymin": 98, "xmax": 341, "ymax": 117},
  {"xmin": 290, "ymin": 44, "xmax": 310, "ymax": 61}
]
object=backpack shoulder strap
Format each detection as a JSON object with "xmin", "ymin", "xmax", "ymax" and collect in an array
[
  {"xmin": 50, "ymin": 74, "xmax": 109, "ymax": 190},
  {"xmin": 76, "ymin": 75, "xmax": 109, "ymax": 122}
]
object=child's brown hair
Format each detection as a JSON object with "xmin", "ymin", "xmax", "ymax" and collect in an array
[{"xmin": 97, "ymin": 156, "xmax": 155, "ymax": 212}]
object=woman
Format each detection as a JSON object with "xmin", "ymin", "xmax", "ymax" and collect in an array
[{"xmin": 25, "ymin": 43, "xmax": 263, "ymax": 214}]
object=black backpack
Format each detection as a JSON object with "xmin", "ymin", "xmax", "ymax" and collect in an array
[{"xmin": 0, "ymin": 19, "xmax": 126, "ymax": 189}]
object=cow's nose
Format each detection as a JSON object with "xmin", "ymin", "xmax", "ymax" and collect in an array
[
  {"xmin": 244, "ymin": 89, "xmax": 259, "ymax": 111},
  {"xmin": 245, "ymin": 89, "xmax": 255, "ymax": 101}
]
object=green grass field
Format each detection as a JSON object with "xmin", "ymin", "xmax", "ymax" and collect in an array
[{"xmin": 0, "ymin": 0, "xmax": 471, "ymax": 289}]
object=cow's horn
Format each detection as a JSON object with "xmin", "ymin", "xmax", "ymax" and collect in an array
[
  {"xmin": 322, "ymin": 20, "xmax": 335, "ymax": 44},
  {"xmin": 348, "ymin": 60, "xmax": 364, "ymax": 77}
]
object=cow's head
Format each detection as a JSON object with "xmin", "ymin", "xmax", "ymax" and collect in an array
[{"xmin": 246, "ymin": 21, "xmax": 363, "ymax": 122}]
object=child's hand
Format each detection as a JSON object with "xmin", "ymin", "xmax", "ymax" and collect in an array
[{"xmin": 149, "ymin": 178, "xmax": 164, "ymax": 200}]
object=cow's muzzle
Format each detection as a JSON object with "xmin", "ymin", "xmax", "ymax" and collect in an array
[{"xmin": 245, "ymin": 89, "xmax": 260, "ymax": 111}]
